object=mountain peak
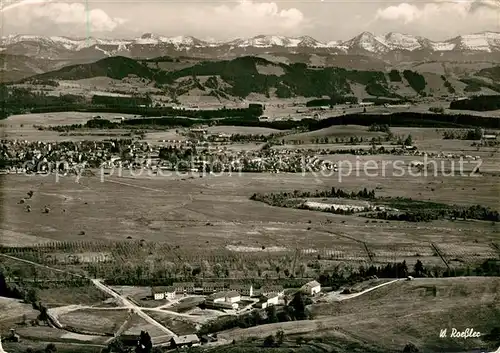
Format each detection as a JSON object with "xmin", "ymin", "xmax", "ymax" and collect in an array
[{"xmin": 1, "ymin": 31, "xmax": 499, "ymax": 60}]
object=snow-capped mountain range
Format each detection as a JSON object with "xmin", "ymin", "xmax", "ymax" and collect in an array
[{"xmin": 1, "ymin": 31, "xmax": 499, "ymax": 61}]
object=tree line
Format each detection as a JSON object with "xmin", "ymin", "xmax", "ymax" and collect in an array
[
  {"xmin": 442, "ymin": 127, "xmax": 483, "ymax": 140},
  {"xmin": 251, "ymin": 188, "xmax": 499, "ymax": 223},
  {"xmin": 450, "ymin": 95, "xmax": 500, "ymax": 111}
]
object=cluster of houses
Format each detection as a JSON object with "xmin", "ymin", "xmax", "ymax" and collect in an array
[
  {"xmin": 1, "ymin": 136, "xmax": 339, "ymax": 175},
  {"xmin": 144, "ymin": 281, "xmax": 323, "ymax": 350},
  {"xmin": 151, "ymin": 280, "xmax": 321, "ymax": 311}
]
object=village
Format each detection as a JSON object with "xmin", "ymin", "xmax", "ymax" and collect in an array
[
  {"xmin": 2, "ymin": 122, "xmax": 495, "ymax": 178},
  {"xmin": 148, "ymin": 280, "xmax": 322, "ymax": 349}
]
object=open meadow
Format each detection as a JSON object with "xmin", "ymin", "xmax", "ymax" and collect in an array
[{"xmin": 1, "ymin": 162, "xmax": 498, "ymax": 276}]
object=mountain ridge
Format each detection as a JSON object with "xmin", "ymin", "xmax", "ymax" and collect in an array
[{"xmin": 2, "ymin": 31, "xmax": 500, "ymax": 60}]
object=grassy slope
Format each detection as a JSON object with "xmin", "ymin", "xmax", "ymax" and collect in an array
[{"xmin": 218, "ymin": 277, "xmax": 500, "ymax": 352}]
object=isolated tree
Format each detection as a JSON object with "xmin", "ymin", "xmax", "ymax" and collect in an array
[
  {"xmin": 298, "ymin": 263, "xmax": 306, "ymax": 277},
  {"xmin": 404, "ymin": 134, "xmax": 413, "ymax": 146},
  {"xmin": 213, "ymin": 263, "xmax": 223, "ymax": 278},
  {"xmin": 191, "ymin": 267, "xmax": 201, "ymax": 277},
  {"xmin": 26, "ymin": 288, "xmax": 38, "ymax": 305},
  {"xmin": 136, "ymin": 331, "xmax": 152, "ymax": 353},
  {"xmin": 414, "ymin": 260, "xmax": 425, "ymax": 277},
  {"xmin": 289, "ymin": 292, "xmax": 308, "ymax": 320},
  {"xmin": 201, "ymin": 260, "xmax": 211, "ymax": 277},
  {"xmin": 484, "ymin": 327, "xmax": 500, "ymax": 347},
  {"xmin": 182, "ymin": 263, "xmax": 192, "ymax": 278},
  {"xmin": 263, "ymin": 335, "xmax": 275, "ymax": 347},
  {"xmin": 275, "ymin": 329, "xmax": 285, "ymax": 346},
  {"xmin": 251, "ymin": 310, "xmax": 262, "ymax": 325},
  {"xmin": 400, "ymin": 260, "xmax": 409, "ymax": 277},
  {"xmin": 403, "ymin": 342, "xmax": 419, "ymax": 352},
  {"xmin": 38, "ymin": 303, "xmax": 49, "ymax": 323},
  {"xmin": 266, "ymin": 305, "xmax": 278, "ymax": 323},
  {"xmin": 45, "ymin": 343, "xmax": 57, "ymax": 353}
]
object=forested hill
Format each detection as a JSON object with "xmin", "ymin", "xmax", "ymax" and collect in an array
[{"xmin": 22, "ymin": 56, "xmax": 430, "ymax": 99}]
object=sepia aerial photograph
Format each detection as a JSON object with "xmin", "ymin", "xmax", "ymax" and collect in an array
[{"xmin": 0, "ymin": 0, "xmax": 499, "ymax": 352}]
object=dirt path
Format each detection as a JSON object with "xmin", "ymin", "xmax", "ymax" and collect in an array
[
  {"xmin": 0, "ymin": 254, "xmax": 84, "ymax": 278},
  {"xmin": 91, "ymin": 279, "xmax": 177, "ymax": 337},
  {"xmin": 324, "ymin": 278, "xmax": 403, "ymax": 302}
]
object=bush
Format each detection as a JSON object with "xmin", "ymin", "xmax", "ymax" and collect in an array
[
  {"xmin": 263, "ymin": 335, "xmax": 275, "ymax": 347},
  {"xmin": 403, "ymin": 342, "xmax": 419, "ymax": 352},
  {"xmin": 429, "ymin": 107, "xmax": 444, "ymax": 113}
]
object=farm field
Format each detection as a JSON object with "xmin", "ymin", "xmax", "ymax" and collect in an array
[
  {"xmin": 282, "ymin": 125, "xmax": 386, "ymax": 142},
  {"xmin": 0, "ymin": 112, "xmax": 138, "ymax": 142},
  {"xmin": 37, "ymin": 285, "xmax": 112, "ymax": 308},
  {"xmin": 147, "ymin": 311, "xmax": 199, "ymax": 335},
  {"xmin": 168, "ymin": 297, "xmax": 206, "ymax": 313},
  {"xmin": 56, "ymin": 308, "xmax": 130, "ymax": 335},
  {"xmin": 13, "ymin": 325, "xmax": 108, "ymax": 344},
  {"xmin": 1, "ymin": 168, "xmax": 498, "ymax": 273},
  {"xmin": 0, "ymin": 297, "xmax": 39, "ymax": 332},
  {"xmin": 205, "ymin": 126, "xmax": 284, "ymax": 135},
  {"xmin": 120, "ymin": 313, "xmax": 174, "ymax": 339}
]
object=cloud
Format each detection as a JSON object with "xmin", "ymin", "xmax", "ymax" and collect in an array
[
  {"xmin": 374, "ymin": 3, "xmax": 421, "ymax": 24},
  {"xmin": 180, "ymin": 0, "xmax": 306, "ymax": 39},
  {"xmin": 374, "ymin": 0, "xmax": 499, "ymax": 37},
  {"xmin": 1, "ymin": 0, "xmax": 306, "ymax": 39},
  {"xmin": 3, "ymin": 1, "xmax": 126, "ymax": 34}
]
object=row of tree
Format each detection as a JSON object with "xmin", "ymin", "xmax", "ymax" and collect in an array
[
  {"xmin": 369, "ymin": 204, "xmax": 499, "ymax": 222},
  {"xmin": 251, "ymin": 187, "xmax": 499, "ymax": 223},
  {"xmin": 442, "ymin": 127, "xmax": 483, "ymax": 140}
]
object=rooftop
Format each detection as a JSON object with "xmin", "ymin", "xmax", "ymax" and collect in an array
[
  {"xmin": 261, "ymin": 285, "xmax": 284, "ymax": 291},
  {"xmin": 151, "ymin": 286, "xmax": 175, "ymax": 294},
  {"xmin": 173, "ymin": 282, "xmax": 195, "ymax": 287},
  {"xmin": 261, "ymin": 292, "xmax": 280, "ymax": 301},
  {"xmin": 304, "ymin": 280, "xmax": 321, "ymax": 288},
  {"xmin": 172, "ymin": 334, "xmax": 200, "ymax": 345},
  {"xmin": 208, "ymin": 290, "xmax": 240, "ymax": 300}
]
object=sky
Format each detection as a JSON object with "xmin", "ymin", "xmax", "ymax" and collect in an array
[{"xmin": 0, "ymin": 0, "xmax": 499, "ymax": 41}]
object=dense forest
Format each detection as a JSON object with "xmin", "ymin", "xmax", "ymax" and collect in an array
[{"xmin": 450, "ymin": 95, "xmax": 500, "ymax": 111}]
